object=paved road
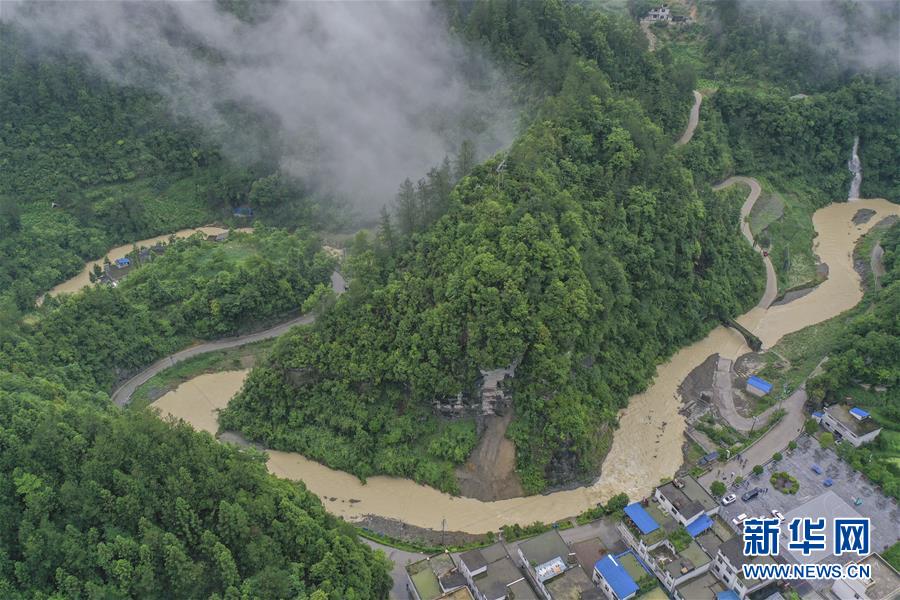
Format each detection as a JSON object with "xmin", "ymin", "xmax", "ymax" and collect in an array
[
  {"xmin": 676, "ymin": 90, "xmax": 702, "ymax": 146},
  {"xmin": 699, "ymin": 385, "xmax": 807, "ymax": 490},
  {"xmin": 362, "ymin": 539, "xmax": 423, "ymax": 600},
  {"xmin": 111, "ymin": 271, "xmax": 346, "ymax": 406}
]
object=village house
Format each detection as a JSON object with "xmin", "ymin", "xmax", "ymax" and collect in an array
[
  {"xmin": 817, "ymin": 405, "xmax": 882, "ymax": 447},
  {"xmin": 645, "ymin": 5, "xmax": 671, "ymax": 21},
  {"xmin": 591, "ymin": 551, "xmax": 649, "ymax": 600},
  {"xmin": 515, "ymin": 530, "xmax": 578, "ymax": 600},
  {"xmin": 653, "ymin": 476, "xmax": 720, "ymax": 527},
  {"xmin": 831, "ymin": 553, "xmax": 900, "ymax": 600},
  {"xmin": 709, "ymin": 536, "xmax": 781, "ymax": 600},
  {"xmin": 406, "ymin": 553, "xmax": 468, "ymax": 600},
  {"xmin": 459, "ymin": 543, "xmax": 538, "ymax": 600}
]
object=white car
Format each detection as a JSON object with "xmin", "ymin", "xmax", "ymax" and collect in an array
[
  {"xmin": 732, "ymin": 513, "xmax": 748, "ymax": 526},
  {"xmin": 771, "ymin": 509, "xmax": 785, "ymax": 522},
  {"xmin": 721, "ymin": 493, "xmax": 737, "ymax": 506}
]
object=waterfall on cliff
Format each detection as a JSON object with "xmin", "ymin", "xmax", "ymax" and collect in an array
[{"xmin": 848, "ymin": 136, "xmax": 862, "ymax": 201}]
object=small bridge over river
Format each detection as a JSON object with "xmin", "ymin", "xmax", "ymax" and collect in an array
[{"xmin": 723, "ymin": 318, "xmax": 762, "ymax": 352}]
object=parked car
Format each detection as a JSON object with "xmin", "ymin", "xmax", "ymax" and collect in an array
[
  {"xmin": 732, "ymin": 513, "xmax": 748, "ymax": 526},
  {"xmin": 771, "ymin": 509, "xmax": 785, "ymax": 522},
  {"xmin": 741, "ymin": 487, "xmax": 763, "ymax": 502},
  {"xmin": 721, "ymin": 493, "xmax": 737, "ymax": 506},
  {"xmin": 823, "ymin": 478, "xmax": 834, "ymax": 487},
  {"xmin": 811, "ymin": 464, "xmax": 823, "ymax": 474}
]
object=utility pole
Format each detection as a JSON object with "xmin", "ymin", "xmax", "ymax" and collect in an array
[{"xmin": 441, "ymin": 518, "xmax": 446, "ymax": 548}]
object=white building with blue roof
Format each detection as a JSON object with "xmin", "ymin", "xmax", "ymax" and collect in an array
[
  {"xmin": 745, "ymin": 376, "xmax": 772, "ymax": 398},
  {"xmin": 592, "ymin": 551, "xmax": 648, "ymax": 600},
  {"xmin": 820, "ymin": 404, "xmax": 882, "ymax": 447}
]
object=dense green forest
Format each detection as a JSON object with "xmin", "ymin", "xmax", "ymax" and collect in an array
[
  {"xmin": 0, "ymin": 375, "xmax": 391, "ymax": 599},
  {"xmin": 221, "ymin": 1, "xmax": 763, "ymax": 493},
  {"xmin": 1, "ymin": 229, "xmax": 332, "ymax": 392},
  {"xmin": 0, "ymin": 25, "xmax": 332, "ymax": 311},
  {"xmin": 2, "ymin": 0, "xmax": 899, "ymax": 596},
  {"xmin": 1, "ymin": 29, "xmax": 355, "ymax": 589}
]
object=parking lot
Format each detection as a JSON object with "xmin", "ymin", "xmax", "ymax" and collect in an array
[{"xmin": 716, "ymin": 435, "xmax": 899, "ymax": 555}]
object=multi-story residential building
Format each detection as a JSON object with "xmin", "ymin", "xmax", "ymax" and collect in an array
[
  {"xmin": 653, "ymin": 477, "xmax": 719, "ymax": 527},
  {"xmin": 817, "ymin": 405, "xmax": 882, "ymax": 447}
]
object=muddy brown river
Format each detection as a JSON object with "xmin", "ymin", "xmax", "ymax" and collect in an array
[
  {"xmin": 42, "ymin": 226, "xmax": 243, "ymax": 300},
  {"xmin": 151, "ymin": 196, "xmax": 899, "ymax": 533}
]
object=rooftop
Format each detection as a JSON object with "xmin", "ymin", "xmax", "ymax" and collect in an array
[
  {"xmin": 625, "ymin": 502, "xmax": 660, "ymax": 535},
  {"xmin": 594, "ymin": 554, "xmax": 639, "ymax": 599},
  {"xmin": 472, "ymin": 556, "xmax": 527, "ymax": 600},
  {"xmin": 652, "ymin": 539, "xmax": 711, "ymax": 579},
  {"xmin": 544, "ymin": 566, "xmax": 593, "ymax": 599},
  {"xmin": 439, "ymin": 588, "xmax": 474, "ymax": 600},
  {"xmin": 406, "ymin": 553, "xmax": 461, "ymax": 600},
  {"xmin": 570, "ymin": 537, "xmax": 606, "ymax": 576},
  {"xmin": 658, "ymin": 477, "xmax": 717, "ymax": 516},
  {"xmin": 718, "ymin": 536, "xmax": 780, "ymax": 579},
  {"xmin": 408, "ymin": 560, "xmax": 442, "ymax": 600},
  {"xmin": 459, "ymin": 548, "xmax": 487, "ymax": 573},
  {"xmin": 861, "ymin": 553, "xmax": 900, "ymax": 600},
  {"xmin": 747, "ymin": 376, "xmax": 773, "ymax": 394},
  {"xmin": 507, "ymin": 577, "xmax": 538, "ymax": 599},
  {"xmin": 676, "ymin": 571, "xmax": 727, "ymax": 599},
  {"xmin": 518, "ymin": 530, "xmax": 570, "ymax": 567},
  {"xmin": 826, "ymin": 404, "xmax": 881, "ymax": 436}
]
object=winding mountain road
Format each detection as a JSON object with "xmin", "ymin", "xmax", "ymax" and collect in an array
[
  {"xmin": 110, "ymin": 271, "xmax": 346, "ymax": 406},
  {"xmin": 713, "ymin": 176, "xmax": 778, "ymax": 309},
  {"xmin": 676, "ymin": 90, "xmax": 703, "ymax": 146}
]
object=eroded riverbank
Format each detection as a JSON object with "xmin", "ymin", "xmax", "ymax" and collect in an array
[{"xmin": 150, "ymin": 196, "xmax": 899, "ymax": 534}]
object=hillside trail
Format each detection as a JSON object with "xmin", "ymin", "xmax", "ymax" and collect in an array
[{"xmin": 148, "ymin": 94, "xmax": 900, "ymax": 534}]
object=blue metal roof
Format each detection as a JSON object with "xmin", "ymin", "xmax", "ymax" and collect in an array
[
  {"xmin": 717, "ymin": 592, "xmax": 740, "ymax": 600},
  {"xmin": 624, "ymin": 503, "xmax": 659, "ymax": 535},
  {"xmin": 115, "ymin": 257, "xmax": 130, "ymax": 267},
  {"xmin": 686, "ymin": 514, "xmax": 713, "ymax": 538},
  {"xmin": 747, "ymin": 376, "xmax": 773, "ymax": 394},
  {"xmin": 594, "ymin": 555, "xmax": 638, "ymax": 599},
  {"xmin": 812, "ymin": 411, "xmax": 824, "ymax": 418},
  {"xmin": 849, "ymin": 407, "xmax": 870, "ymax": 419}
]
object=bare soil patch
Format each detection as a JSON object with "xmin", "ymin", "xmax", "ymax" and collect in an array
[{"xmin": 456, "ymin": 410, "xmax": 524, "ymax": 501}]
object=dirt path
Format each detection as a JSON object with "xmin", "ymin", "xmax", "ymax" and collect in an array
[
  {"xmin": 110, "ymin": 271, "xmax": 345, "ymax": 406},
  {"xmin": 676, "ymin": 91, "xmax": 702, "ymax": 146},
  {"xmin": 640, "ymin": 20, "xmax": 658, "ymax": 51},
  {"xmin": 456, "ymin": 411, "xmax": 524, "ymax": 501}
]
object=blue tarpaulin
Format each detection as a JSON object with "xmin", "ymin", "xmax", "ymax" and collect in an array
[
  {"xmin": 716, "ymin": 592, "xmax": 740, "ymax": 600},
  {"xmin": 594, "ymin": 555, "xmax": 638, "ymax": 599},
  {"xmin": 686, "ymin": 514, "xmax": 714, "ymax": 538},
  {"xmin": 747, "ymin": 376, "xmax": 773, "ymax": 394},
  {"xmin": 850, "ymin": 407, "xmax": 870, "ymax": 419},
  {"xmin": 624, "ymin": 503, "xmax": 659, "ymax": 535}
]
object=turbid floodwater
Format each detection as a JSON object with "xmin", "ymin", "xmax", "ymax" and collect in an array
[
  {"xmin": 151, "ymin": 192, "xmax": 900, "ymax": 533},
  {"xmin": 43, "ymin": 226, "xmax": 248, "ymax": 300}
]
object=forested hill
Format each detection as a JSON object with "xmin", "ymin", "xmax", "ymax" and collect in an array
[{"xmin": 220, "ymin": 1, "xmax": 764, "ymax": 494}]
